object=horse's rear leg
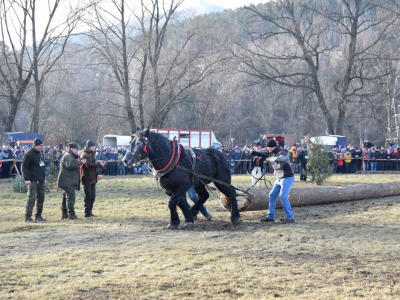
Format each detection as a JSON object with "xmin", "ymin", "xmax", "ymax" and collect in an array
[
  {"xmin": 177, "ymin": 198, "xmax": 194, "ymax": 227},
  {"xmin": 214, "ymin": 183, "xmax": 241, "ymax": 226},
  {"xmin": 190, "ymin": 186, "xmax": 209, "ymax": 217}
]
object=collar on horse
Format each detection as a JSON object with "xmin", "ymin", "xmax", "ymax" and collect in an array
[{"xmin": 154, "ymin": 139, "xmax": 182, "ymax": 177}]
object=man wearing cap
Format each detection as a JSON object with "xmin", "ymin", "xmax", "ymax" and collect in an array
[
  {"xmin": 80, "ymin": 140, "xmax": 106, "ymax": 218},
  {"xmin": 57, "ymin": 142, "xmax": 87, "ymax": 220},
  {"xmin": 22, "ymin": 138, "xmax": 47, "ymax": 222},
  {"xmin": 251, "ymin": 138, "xmax": 296, "ymax": 224}
]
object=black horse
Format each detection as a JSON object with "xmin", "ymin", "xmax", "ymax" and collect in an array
[{"xmin": 122, "ymin": 128, "xmax": 241, "ymax": 228}]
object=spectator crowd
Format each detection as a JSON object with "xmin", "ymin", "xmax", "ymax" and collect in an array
[
  {"xmin": 1, "ymin": 139, "xmax": 400, "ymax": 179},
  {"xmin": 0, "ymin": 144, "xmax": 151, "ymax": 178},
  {"xmin": 214, "ymin": 138, "xmax": 400, "ymax": 176}
]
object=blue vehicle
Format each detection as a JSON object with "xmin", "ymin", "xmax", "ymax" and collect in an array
[
  {"xmin": 3, "ymin": 132, "xmax": 44, "ymax": 148},
  {"xmin": 310, "ymin": 135, "xmax": 347, "ymax": 149}
]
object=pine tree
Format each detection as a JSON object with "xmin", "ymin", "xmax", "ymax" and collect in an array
[{"xmin": 303, "ymin": 137, "xmax": 334, "ymax": 185}]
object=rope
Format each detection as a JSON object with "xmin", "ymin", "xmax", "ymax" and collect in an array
[{"xmin": 175, "ymin": 165, "xmax": 253, "ymax": 197}]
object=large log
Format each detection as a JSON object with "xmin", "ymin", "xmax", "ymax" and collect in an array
[{"xmin": 220, "ymin": 182, "xmax": 400, "ymax": 212}]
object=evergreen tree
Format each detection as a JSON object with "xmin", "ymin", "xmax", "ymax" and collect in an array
[{"xmin": 304, "ymin": 137, "xmax": 334, "ymax": 185}]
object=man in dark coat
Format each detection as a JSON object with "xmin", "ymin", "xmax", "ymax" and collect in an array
[
  {"xmin": 22, "ymin": 138, "xmax": 47, "ymax": 222},
  {"xmin": 57, "ymin": 142, "xmax": 87, "ymax": 220},
  {"xmin": 297, "ymin": 146, "xmax": 308, "ymax": 181},
  {"xmin": 80, "ymin": 140, "xmax": 106, "ymax": 218}
]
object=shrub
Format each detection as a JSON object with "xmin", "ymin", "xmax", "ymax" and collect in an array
[{"xmin": 13, "ymin": 175, "xmax": 27, "ymax": 193}]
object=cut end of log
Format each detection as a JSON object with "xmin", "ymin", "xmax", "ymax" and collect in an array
[{"xmin": 219, "ymin": 189, "xmax": 253, "ymax": 212}]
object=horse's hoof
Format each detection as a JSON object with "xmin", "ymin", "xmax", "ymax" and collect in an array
[
  {"xmin": 184, "ymin": 222, "xmax": 194, "ymax": 227},
  {"xmin": 232, "ymin": 218, "xmax": 242, "ymax": 226},
  {"xmin": 167, "ymin": 224, "xmax": 179, "ymax": 229}
]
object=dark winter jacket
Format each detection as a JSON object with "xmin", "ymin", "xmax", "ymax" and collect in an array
[
  {"xmin": 80, "ymin": 148, "xmax": 101, "ymax": 185},
  {"xmin": 57, "ymin": 150, "xmax": 82, "ymax": 189},
  {"xmin": 22, "ymin": 147, "xmax": 46, "ymax": 182},
  {"xmin": 251, "ymin": 155, "xmax": 266, "ymax": 170},
  {"xmin": 297, "ymin": 150, "xmax": 308, "ymax": 167}
]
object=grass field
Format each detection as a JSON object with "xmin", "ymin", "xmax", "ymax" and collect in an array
[{"xmin": 0, "ymin": 174, "xmax": 399, "ymax": 299}]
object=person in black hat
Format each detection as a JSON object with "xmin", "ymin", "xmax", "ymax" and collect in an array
[
  {"xmin": 57, "ymin": 142, "xmax": 87, "ymax": 220},
  {"xmin": 80, "ymin": 139, "xmax": 106, "ymax": 218},
  {"xmin": 250, "ymin": 138, "xmax": 295, "ymax": 224},
  {"xmin": 22, "ymin": 138, "xmax": 47, "ymax": 222}
]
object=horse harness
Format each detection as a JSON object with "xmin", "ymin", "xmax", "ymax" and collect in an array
[
  {"xmin": 153, "ymin": 138, "xmax": 182, "ymax": 178},
  {"xmin": 148, "ymin": 138, "xmax": 252, "ymax": 196},
  {"xmin": 152, "ymin": 138, "xmax": 198, "ymax": 182}
]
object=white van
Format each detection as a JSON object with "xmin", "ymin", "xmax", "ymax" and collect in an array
[{"xmin": 103, "ymin": 134, "xmax": 132, "ymax": 148}]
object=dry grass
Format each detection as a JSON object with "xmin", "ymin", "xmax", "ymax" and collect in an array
[{"xmin": 0, "ymin": 173, "xmax": 399, "ymax": 299}]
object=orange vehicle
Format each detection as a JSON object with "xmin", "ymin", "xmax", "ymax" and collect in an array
[{"xmin": 257, "ymin": 134, "xmax": 297, "ymax": 147}]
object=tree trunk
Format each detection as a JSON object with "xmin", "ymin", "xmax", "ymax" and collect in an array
[{"xmin": 220, "ymin": 183, "xmax": 400, "ymax": 212}]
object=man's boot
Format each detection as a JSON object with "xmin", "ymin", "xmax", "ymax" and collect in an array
[
  {"xmin": 68, "ymin": 212, "xmax": 78, "ymax": 220},
  {"xmin": 61, "ymin": 211, "xmax": 68, "ymax": 220}
]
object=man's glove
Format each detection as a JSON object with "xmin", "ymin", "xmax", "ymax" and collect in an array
[{"xmin": 268, "ymin": 157, "xmax": 276, "ymax": 162}]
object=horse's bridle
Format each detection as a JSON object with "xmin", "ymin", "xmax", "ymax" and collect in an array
[{"xmin": 127, "ymin": 134, "xmax": 148, "ymax": 162}]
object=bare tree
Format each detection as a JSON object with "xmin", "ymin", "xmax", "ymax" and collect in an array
[
  {"xmin": 325, "ymin": 0, "xmax": 399, "ymax": 134},
  {"xmin": 241, "ymin": 0, "xmax": 399, "ymax": 135},
  {"xmin": 0, "ymin": 0, "xmax": 84, "ymax": 134},
  {"xmin": 0, "ymin": 1, "xmax": 33, "ymax": 133},
  {"xmin": 82, "ymin": 0, "xmax": 145, "ymax": 133},
  {"xmin": 241, "ymin": 0, "xmax": 336, "ymax": 133},
  {"xmin": 138, "ymin": 0, "xmax": 224, "ymax": 128}
]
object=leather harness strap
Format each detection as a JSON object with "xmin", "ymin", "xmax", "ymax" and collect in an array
[{"xmin": 154, "ymin": 139, "xmax": 182, "ymax": 177}]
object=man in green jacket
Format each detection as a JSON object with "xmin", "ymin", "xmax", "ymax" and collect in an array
[
  {"xmin": 57, "ymin": 142, "xmax": 87, "ymax": 220},
  {"xmin": 22, "ymin": 138, "xmax": 47, "ymax": 222}
]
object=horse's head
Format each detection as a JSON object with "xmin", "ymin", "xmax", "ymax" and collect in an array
[{"xmin": 123, "ymin": 128, "xmax": 150, "ymax": 167}]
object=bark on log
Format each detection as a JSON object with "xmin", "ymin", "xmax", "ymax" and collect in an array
[{"xmin": 220, "ymin": 182, "xmax": 400, "ymax": 212}]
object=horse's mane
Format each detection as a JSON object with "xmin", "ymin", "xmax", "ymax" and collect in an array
[{"xmin": 147, "ymin": 130, "xmax": 172, "ymax": 152}]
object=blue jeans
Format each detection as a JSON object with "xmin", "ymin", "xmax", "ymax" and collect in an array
[
  {"xmin": 266, "ymin": 176, "xmax": 295, "ymax": 220},
  {"xmin": 188, "ymin": 187, "xmax": 208, "ymax": 216},
  {"xmin": 370, "ymin": 161, "xmax": 377, "ymax": 171}
]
